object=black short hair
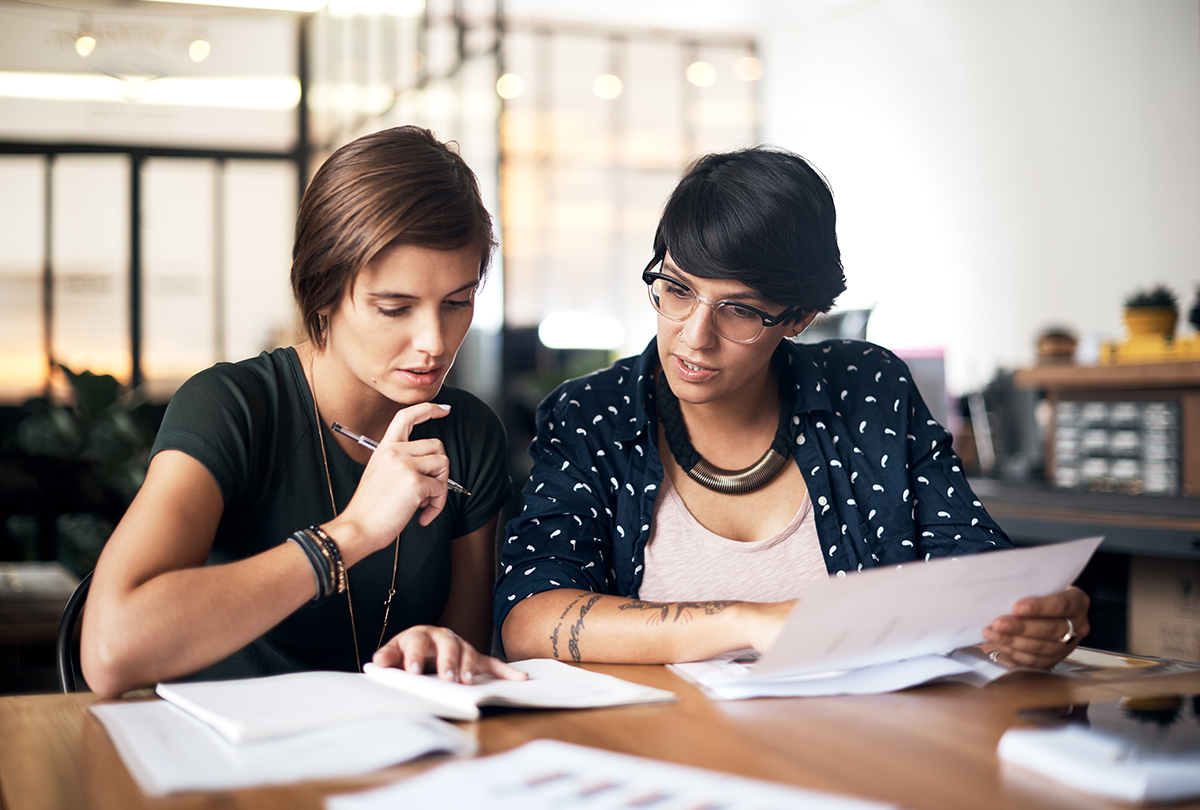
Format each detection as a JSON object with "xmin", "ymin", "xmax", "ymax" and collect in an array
[{"xmin": 647, "ymin": 146, "xmax": 846, "ymax": 318}]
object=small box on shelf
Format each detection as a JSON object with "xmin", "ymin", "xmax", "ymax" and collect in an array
[
  {"xmin": 1051, "ymin": 400, "xmax": 1180, "ymax": 496},
  {"xmin": 1013, "ymin": 361, "xmax": 1200, "ymax": 497},
  {"xmin": 1128, "ymin": 556, "xmax": 1200, "ymax": 663}
]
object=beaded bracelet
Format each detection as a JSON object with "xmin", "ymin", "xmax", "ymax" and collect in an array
[
  {"xmin": 305, "ymin": 525, "xmax": 347, "ymax": 595},
  {"xmin": 288, "ymin": 530, "xmax": 332, "ymax": 601}
]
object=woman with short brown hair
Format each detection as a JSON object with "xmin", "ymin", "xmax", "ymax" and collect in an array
[{"xmin": 83, "ymin": 126, "xmax": 523, "ymax": 698}]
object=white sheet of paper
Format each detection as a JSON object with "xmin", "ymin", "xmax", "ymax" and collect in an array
[
  {"xmin": 326, "ymin": 738, "xmax": 897, "ymax": 810},
  {"xmin": 90, "ymin": 700, "xmax": 474, "ymax": 796},
  {"xmin": 671, "ymin": 653, "xmax": 972, "ymax": 699},
  {"xmin": 751, "ymin": 536, "xmax": 1103, "ymax": 679}
]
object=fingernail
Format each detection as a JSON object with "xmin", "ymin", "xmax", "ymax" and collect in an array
[
  {"xmin": 408, "ymin": 661, "xmax": 421, "ymax": 673},
  {"xmin": 463, "ymin": 672, "xmax": 474, "ymax": 684},
  {"xmin": 438, "ymin": 404, "xmax": 452, "ymax": 411}
]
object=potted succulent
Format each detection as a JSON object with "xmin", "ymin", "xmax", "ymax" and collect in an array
[{"xmin": 1123, "ymin": 284, "xmax": 1178, "ymax": 339}]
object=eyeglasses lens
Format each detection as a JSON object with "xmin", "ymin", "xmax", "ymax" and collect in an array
[{"xmin": 648, "ymin": 278, "xmax": 762, "ymax": 343}]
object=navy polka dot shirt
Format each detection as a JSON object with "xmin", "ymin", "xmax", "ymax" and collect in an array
[{"xmin": 493, "ymin": 338, "xmax": 1012, "ymax": 635}]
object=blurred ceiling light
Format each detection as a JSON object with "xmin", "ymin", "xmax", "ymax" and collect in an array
[
  {"xmin": 403, "ymin": 50, "xmax": 425, "ymax": 74},
  {"xmin": 732, "ymin": 55, "xmax": 764, "ymax": 81},
  {"xmin": 0, "ymin": 72, "xmax": 301, "ymax": 109},
  {"xmin": 495, "ymin": 73, "xmax": 523, "ymax": 99},
  {"xmin": 538, "ymin": 312, "xmax": 626, "ymax": 351},
  {"xmin": 188, "ymin": 38, "xmax": 212, "ymax": 62},
  {"xmin": 328, "ymin": 0, "xmax": 423, "ymax": 16},
  {"xmin": 308, "ymin": 82, "xmax": 395, "ymax": 115},
  {"xmin": 686, "ymin": 61, "xmax": 716, "ymax": 87},
  {"xmin": 140, "ymin": 0, "xmax": 328, "ymax": 11},
  {"xmin": 592, "ymin": 73, "xmax": 623, "ymax": 100},
  {"xmin": 75, "ymin": 34, "xmax": 96, "ymax": 57}
]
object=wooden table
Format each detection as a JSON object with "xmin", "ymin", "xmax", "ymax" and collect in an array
[{"xmin": 2, "ymin": 665, "xmax": 1198, "ymax": 810}]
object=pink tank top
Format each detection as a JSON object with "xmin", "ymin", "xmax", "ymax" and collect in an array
[{"xmin": 637, "ymin": 475, "xmax": 829, "ymax": 602}]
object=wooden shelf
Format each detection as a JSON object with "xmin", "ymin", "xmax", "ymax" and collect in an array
[
  {"xmin": 971, "ymin": 479, "xmax": 1200, "ymax": 560},
  {"xmin": 1014, "ymin": 362, "xmax": 1200, "ymax": 391},
  {"xmin": 1011, "ymin": 363, "xmax": 1200, "ymax": 498}
]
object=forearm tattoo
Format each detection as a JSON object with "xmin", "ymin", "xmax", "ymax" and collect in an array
[
  {"xmin": 549, "ymin": 597, "xmax": 737, "ymax": 663},
  {"xmin": 567, "ymin": 595, "xmax": 602, "ymax": 663},
  {"xmin": 550, "ymin": 594, "xmax": 586, "ymax": 660},
  {"xmin": 617, "ymin": 599, "xmax": 736, "ymax": 625}
]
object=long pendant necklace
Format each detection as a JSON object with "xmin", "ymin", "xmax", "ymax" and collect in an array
[
  {"xmin": 307, "ymin": 353, "xmax": 401, "ymax": 671},
  {"xmin": 656, "ymin": 360, "xmax": 794, "ymax": 495}
]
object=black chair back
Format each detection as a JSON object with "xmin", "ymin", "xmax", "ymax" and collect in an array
[{"xmin": 56, "ymin": 569, "xmax": 93, "ymax": 693}]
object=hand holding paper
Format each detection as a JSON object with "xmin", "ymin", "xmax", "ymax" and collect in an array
[
  {"xmin": 752, "ymin": 536, "xmax": 1102, "ymax": 679},
  {"xmin": 675, "ymin": 537, "xmax": 1104, "ymax": 699},
  {"xmin": 983, "ymin": 584, "xmax": 1091, "ymax": 668}
]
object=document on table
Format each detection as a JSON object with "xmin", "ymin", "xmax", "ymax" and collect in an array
[
  {"xmin": 672, "ymin": 536, "xmax": 1102, "ymax": 699},
  {"xmin": 326, "ymin": 738, "xmax": 898, "ymax": 810},
  {"xmin": 90, "ymin": 700, "xmax": 474, "ymax": 796}
]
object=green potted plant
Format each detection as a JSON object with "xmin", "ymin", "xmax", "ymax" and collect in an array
[
  {"xmin": 1123, "ymin": 284, "xmax": 1178, "ymax": 339},
  {"xmin": 4, "ymin": 366, "xmax": 160, "ymax": 573}
]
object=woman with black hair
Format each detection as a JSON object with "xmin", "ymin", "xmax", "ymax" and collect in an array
[{"xmin": 494, "ymin": 146, "xmax": 1089, "ymax": 668}]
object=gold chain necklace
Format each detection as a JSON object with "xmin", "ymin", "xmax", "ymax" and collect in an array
[{"xmin": 307, "ymin": 352, "xmax": 401, "ymax": 672}]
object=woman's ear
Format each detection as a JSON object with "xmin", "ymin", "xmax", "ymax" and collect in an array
[{"xmin": 785, "ymin": 312, "xmax": 819, "ymax": 338}]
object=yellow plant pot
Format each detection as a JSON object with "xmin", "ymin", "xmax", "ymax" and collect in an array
[{"xmin": 1122, "ymin": 307, "xmax": 1177, "ymax": 339}]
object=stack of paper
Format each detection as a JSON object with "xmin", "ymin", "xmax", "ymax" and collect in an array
[
  {"xmin": 90, "ymin": 701, "xmax": 474, "ymax": 797},
  {"xmin": 327, "ymin": 738, "xmax": 898, "ymax": 810},
  {"xmin": 671, "ymin": 536, "xmax": 1103, "ymax": 699}
]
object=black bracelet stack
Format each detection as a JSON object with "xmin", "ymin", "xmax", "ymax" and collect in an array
[{"xmin": 287, "ymin": 525, "xmax": 346, "ymax": 602}]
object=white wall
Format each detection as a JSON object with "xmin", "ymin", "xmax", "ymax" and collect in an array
[{"xmin": 757, "ymin": 0, "xmax": 1200, "ymax": 394}]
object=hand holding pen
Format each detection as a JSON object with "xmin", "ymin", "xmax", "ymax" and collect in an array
[{"xmin": 331, "ymin": 421, "xmax": 472, "ymax": 496}]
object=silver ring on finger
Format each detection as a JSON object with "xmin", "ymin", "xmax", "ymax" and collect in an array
[{"xmin": 1058, "ymin": 617, "xmax": 1078, "ymax": 645}]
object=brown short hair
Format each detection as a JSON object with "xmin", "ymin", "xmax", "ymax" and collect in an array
[{"xmin": 291, "ymin": 126, "xmax": 496, "ymax": 347}]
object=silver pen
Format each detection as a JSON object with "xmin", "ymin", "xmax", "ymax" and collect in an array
[{"xmin": 330, "ymin": 421, "xmax": 472, "ymax": 496}]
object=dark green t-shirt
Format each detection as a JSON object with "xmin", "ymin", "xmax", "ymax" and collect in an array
[{"xmin": 151, "ymin": 347, "xmax": 512, "ymax": 678}]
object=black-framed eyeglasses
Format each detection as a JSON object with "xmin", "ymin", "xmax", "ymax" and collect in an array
[{"xmin": 642, "ymin": 268, "xmax": 797, "ymax": 344}]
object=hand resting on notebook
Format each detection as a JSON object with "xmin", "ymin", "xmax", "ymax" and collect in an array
[{"xmin": 372, "ymin": 625, "xmax": 526, "ymax": 685}]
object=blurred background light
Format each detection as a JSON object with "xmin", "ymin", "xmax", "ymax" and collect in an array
[
  {"xmin": 327, "ymin": 0, "xmax": 424, "ymax": 16},
  {"xmin": 140, "ymin": 0, "xmax": 328, "ymax": 11},
  {"xmin": 0, "ymin": 72, "xmax": 301, "ymax": 109},
  {"xmin": 686, "ymin": 60, "xmax": 716, "ymax": 87},
  {"xmin": 538, "ymin": 312, "xmax": 626, "ymax": 350},
  {"xmin": 188, "ymin": 38, "xmax": 212, "ymax": 63},
  {"xmin": 496, "ymin": 73, "xmax": 524, "ymax": 99},
  {"xmin": 592, "ymin": 73, "xmax": 623, "ymax": 100},
  {"xmin": 732, "ymin": 55, "xmax": 763, "ymax": 81}
]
